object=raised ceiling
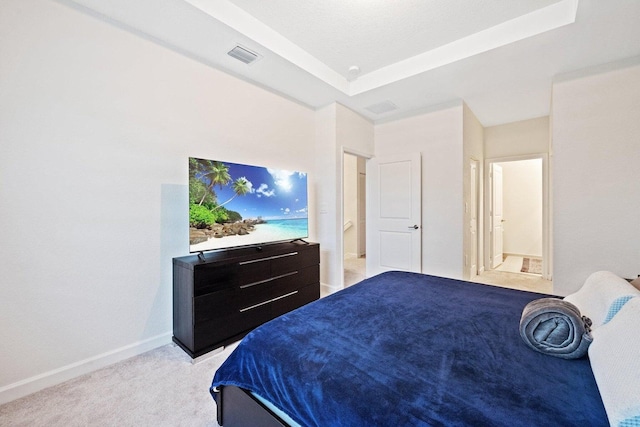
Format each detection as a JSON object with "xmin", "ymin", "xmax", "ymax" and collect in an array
[
  {"xmin": 226, "ymin": 0, "xmax": 563, "ymax": 77},
  {"xmin": 62, "ymin": 0, "xmax": 640, "ymax": 126}
]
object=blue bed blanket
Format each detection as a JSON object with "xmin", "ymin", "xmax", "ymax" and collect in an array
[{"xmin": 211, "ymin": 271, "xmax": 607, "ymax": 426}]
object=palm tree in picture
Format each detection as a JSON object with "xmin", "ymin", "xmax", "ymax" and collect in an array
[
  {"xmin": 198, "ymin": 161, "xmax": 231, "ymax": 205},
  {"xmin": 216, "ymin": 177, "xmax": 251, "ymax": 209}
]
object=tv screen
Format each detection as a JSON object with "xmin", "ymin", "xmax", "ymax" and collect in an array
[{"xmin": 188, "ymin": 157, "xmax": 309, "ymax": 252}]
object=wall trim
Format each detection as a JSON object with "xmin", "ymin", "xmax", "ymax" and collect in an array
[
  {"xmin": 321, "ymin": 282, "xmax": 341, "ymax": 296},
  {"xmin": 0, "ymin": 332, "xmax": 172, "ymax": 405},
  {"xmin": 503, "ymin": 252, "xmax": 542, "ymax": 259}
]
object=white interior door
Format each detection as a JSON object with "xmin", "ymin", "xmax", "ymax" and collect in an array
[
  {"xmin": 366, "ymin": 153, "xmax": 421, "ymax": 277},
  {"xmin": 469, "ymin": 161, "xmax": 478, "ymax": 277},
  {"xmin": 491, "ymin": 163, "xmax": 504, "ymax": 268}
]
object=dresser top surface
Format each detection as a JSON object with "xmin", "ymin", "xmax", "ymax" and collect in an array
[{"xmin": 174, "ymin": 241, "xmax": 318, "ymax": 269}]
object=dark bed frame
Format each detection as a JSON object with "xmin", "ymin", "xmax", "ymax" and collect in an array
[{"xmin": 215, "ymin": 385, "xmax": 291, "ymax": 427}]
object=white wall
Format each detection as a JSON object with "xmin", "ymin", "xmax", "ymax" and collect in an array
[
  {"xmin": 314, "ymin": 104, "xmax": 338, "ymax": 289},
  {"xmin": 485, "ymin": 116, "xmax": 550, "ymax": 158},
  {"xmin": 0, "ymin": 0, "xmax": 316, "ymax": 403},
  {"xmin": 315, "ymin": 103, "xmax": 373, "ymax": 291},
  {"xmin": 375, "ymin": 104, "xmax": 465, "ymax": 279},
  {"xmin": 552, "ymin": 62, "xmax": 640, "ymax": 295},
  {"xmin": 500, "ymin": 159, "xmax": 543, "ymax": 257}
]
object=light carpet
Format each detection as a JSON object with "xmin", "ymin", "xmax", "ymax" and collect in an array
[
  {"xmin": 0, "ymin": 343, "xmax": 238, "ymax": 427},
  {"xmin": 344, "ymin": 255, "xmax": 366, "ymax": 288}
]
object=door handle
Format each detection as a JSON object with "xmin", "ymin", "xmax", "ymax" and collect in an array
[{"xmin": 408, "ymin": 225, "xmax": 419, "ymax": 229}]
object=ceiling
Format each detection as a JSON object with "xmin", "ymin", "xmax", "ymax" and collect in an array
[{"xmin": 62, "ymin": 0, "xmax": 640, "ymax": 126}]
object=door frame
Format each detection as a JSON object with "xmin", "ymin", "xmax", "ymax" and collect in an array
[
  {"xmin": 484, "ymin": 154, "xmax": 551, "ymax": 280},
  {"xmin": 490, "ymin": 163, "xmax": 504, "ymax": 269},
  {"xmin": 339, "ymin": 146, "xmax": 373, "ymax": 290},
  {"xmin": 357, "ymin": 171, "xmax": 366, "ymax": 258},
  {"xmin": 468, "ymin": 159, "xmax": 479, "ymax": 278}
]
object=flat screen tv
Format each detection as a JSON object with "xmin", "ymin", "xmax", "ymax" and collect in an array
[{"xmin": 188, "ymin": 157, "xmax": 309, "ymax": 253}]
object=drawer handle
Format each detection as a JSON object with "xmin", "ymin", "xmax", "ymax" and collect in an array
[
  {"xmin": 239, "ymin": 290, "xmax": 298, "ymax": 313},
  {"xmin": 239, "ymin": 252, "xmax": 298, "ymax": 265},
  {"xmin": 240, "ymin": 271, "xmax": 298, "ymax": 289}
]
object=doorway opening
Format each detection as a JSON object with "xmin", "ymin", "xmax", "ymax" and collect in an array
[
  {"xmin": 477, "ymin": 154, "xmax": 552, "ymax": 293},
  {"xmin": 343, "ymin": 152, "xmax": 366, "ymax": 288}
]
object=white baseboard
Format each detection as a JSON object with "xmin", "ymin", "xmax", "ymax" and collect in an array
[
  {"xmin": 321, "ymin": 282, "xmax": 341, "ymax": 296},
  {"xmin": 504, "ymin": 253, "xmax": 543, "ymax": 260},
  {"xmin": 0, "ymin": 332, "xmax": 172, "ymax": 405}
]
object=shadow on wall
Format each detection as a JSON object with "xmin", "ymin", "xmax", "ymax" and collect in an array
[{"xmin": 151, "ymin": 184, "xmax": 188, "ymax": 338}]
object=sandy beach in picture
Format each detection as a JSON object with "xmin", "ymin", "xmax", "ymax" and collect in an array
[{"xmin": 190, "ymin": 221, "xmax": 307, "ymax": 252}]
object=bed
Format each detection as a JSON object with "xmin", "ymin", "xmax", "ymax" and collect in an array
[{"xmin": 210, "ymin": 270, "xmax": 640, "ymax": 426}]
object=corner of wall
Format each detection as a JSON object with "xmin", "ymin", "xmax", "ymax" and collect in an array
[{"xmin": 462, "ymin": 103, "xmax": 485, "ymax": 280}]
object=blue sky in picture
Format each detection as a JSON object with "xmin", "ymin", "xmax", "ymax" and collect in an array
[{"xmin": 196, "ymin": 160, "xmax": 308, "ymax": 221}]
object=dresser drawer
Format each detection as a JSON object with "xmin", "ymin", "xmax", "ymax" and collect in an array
[
  {"xmin": 270, "ymin": 246, "xmax": 319, "ymax": 273},
  {"xmin": 236, "ymin": 287, "xmax": 306, "ymax": 331},
  {"xmin": 237, "ymin": 251, "xmax": 299, "ymax": 285},
  {"xmin": 237, "ymin": 302, "xmax": 273, "ymax": 334},
  {"xmin": 194, "ymin": 311, "xmax": 245, "ymax": 352},
  {"xmin": 194, "ymin": 288, "xmax": 237, "ymax": 324},
  {"xmin": 238, "ymin": 264, "xmax": 319, "ymax": 307},
  {"xmin": 193, "ymin": 263, "xmax": 236, "ymax": 296},
  {"xmin": 271, "ymin": 283, "xmax": 319, "ymax": 319}
]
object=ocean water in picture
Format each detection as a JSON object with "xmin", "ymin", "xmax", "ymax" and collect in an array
[{"xmin": 257, "ymin": 218, "xmax": 309, "ymax": 240}]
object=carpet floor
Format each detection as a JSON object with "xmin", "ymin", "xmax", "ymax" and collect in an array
[
  {"xmin": 0, "ymin": 343, "xmax": 238, "ymax": 427},
  {"xmin": 344, "ymin": 255, "xmax": 366, "ymax": 288}
]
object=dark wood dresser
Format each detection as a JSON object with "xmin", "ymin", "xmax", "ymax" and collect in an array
[{"xmin": 172, "ymin": 241, "xmax": 320, "ymax": 358}]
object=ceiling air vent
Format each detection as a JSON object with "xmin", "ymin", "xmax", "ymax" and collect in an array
[
  {"xmin": 365, "ymin": 101, "xmax": 398, "ymax": 115},
  {"xmin": 227, "ymin": 45, "xmax": 260, "ymax": 65}
]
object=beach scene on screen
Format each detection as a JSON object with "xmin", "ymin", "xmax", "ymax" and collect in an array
[{"xmin": 188, "ymin": 158, "xmax": 308, "ymax": 252}]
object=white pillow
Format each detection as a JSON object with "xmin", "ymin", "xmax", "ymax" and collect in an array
[
  {"xmin": 588, "ymin": 297, "xmax": 640, "ymax": 426},
  {"xmin": 564, "ymin": 271, "xmax": 640, "ymax": 328}
]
